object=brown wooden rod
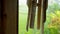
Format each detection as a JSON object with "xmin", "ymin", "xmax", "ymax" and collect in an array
[
  {"xmin": 26, "ymin": 0, "xmax": 37, "ymax": 31},
  {"xmin": 29, "ymin": 0, "xmax": 37, "ymax": 29},
  {"xmin": 40, "ymin": 0, "xmax": 48, "ymax": 34},
  {"xmin": 26, "ymin": 0, "xmax": 32, "ymax": 31},
  {"xmin": 43, "ymin": 0, "xmax": 48, "ymax": 23},
  {"xmin": 37, "ymin": 0, "xmax": 48, "ymax": 30},
  {"xmin": 26, "ymin": 6, "xmax": 32, "ymax": 31},
  {"xmin": 37, "ymin": 0, "xmax": 42, "ymax": 30}
]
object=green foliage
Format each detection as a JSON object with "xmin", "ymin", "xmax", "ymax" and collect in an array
[{"xmin": 45, "ymin": 2, "xmax": 60, "ymax": 34}]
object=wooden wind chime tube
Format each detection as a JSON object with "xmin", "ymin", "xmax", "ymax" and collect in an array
[
  {"xmin": 37, "ymin": 0, "xmax": 42, "ymax": 29},
  {"xmin": 26, "ymin": 0, "xmax": 48, "ymax": 32},
  {"xmin": 29, "ymin": 0, "xmax": 37, "ymax": 29},
  {"xmin": 37, "ymin": 0, "xmax": 48, "ymax": 30},
  {"xmin": 26, "ymin": 0, "xmax": 37, "ymax": 31},
  {"xmin": 40, "ymin": 0, "xmax": 48, "ymax": 34},
  {"xmin": 43, "ymin": 0, "xmax": 48, "ymax": 23},
  {"xmin": 26, "ymin": 0, "xmax": 32, "ymax": 31}
]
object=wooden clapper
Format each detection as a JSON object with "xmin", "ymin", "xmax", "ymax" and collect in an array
[{"xmin": 26, "ymin": 0, "xmax": 48, "ymax": 34}]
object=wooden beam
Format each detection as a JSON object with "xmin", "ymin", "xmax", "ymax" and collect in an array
[{"xmin": 3, "ymin": 0, "xmax": 17, "ymax": 34}]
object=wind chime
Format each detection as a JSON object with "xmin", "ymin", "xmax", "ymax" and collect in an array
[{"xmin": 26, "ymin": 0, "xmax": 48, "ymax": 34}]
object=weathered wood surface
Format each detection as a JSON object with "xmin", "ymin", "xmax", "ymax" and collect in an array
[{"xmin": 2, "ymin": 0, "xmax": 17, "ymax": 34}]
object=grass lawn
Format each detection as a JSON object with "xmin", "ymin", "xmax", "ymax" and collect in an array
[
  {"xmin": 19, "ymin": 11, "xmax": 41, "ymax": 34},
  {"xmin": 18, "ymin": 5, "xmax": 40, "ymax": 34}
]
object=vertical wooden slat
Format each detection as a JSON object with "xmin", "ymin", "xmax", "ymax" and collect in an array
[
  {"xmin": 0, "ymin": 0, "xmax": 3, "ymax": 34},
  {"xmin": 37, "ymin": 0, "xmax": 42, "ymax": 29},
  {"xmin": 3, "ymin": 0, "xmax": 17, "ymax": 34},
  {"xmin": 0, "ymin": 0, "xmax": 2, "ymax": 33},
  {"xmin": 0, "ymin": 0, "xmax": 6, "ymax": 34},
  {"xmin": 43, "ymin": 0, "xmax": 48, "ymax": 23},
  {"xmin": 26, "ymin": 0, "xmax": 37, "ymax": 31},
  {"xmin": 26, "ymin": 0, "xmax": 32, "ymax": 31},
  {"xmin": 40, "ymin": 0, "xmax": 48, "ymax": 34},
  {"xmin": 29, "ymin": 0, "xmax": 37, "ymax": 29}
]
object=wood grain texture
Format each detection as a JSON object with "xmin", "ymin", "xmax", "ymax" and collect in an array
[{"xmin": 2, "ymin": 0, "xmax": 17, "ymax": 34}]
